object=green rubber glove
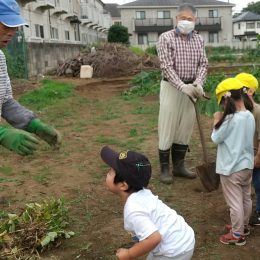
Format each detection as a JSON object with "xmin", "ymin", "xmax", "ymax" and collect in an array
[
  {"xmin": 0, "ymin": 127, "xmax": 39, "ymax": 156},
  {"xmin": 26, "ymin": 119, "xmax": 62, "ymax": 149}
]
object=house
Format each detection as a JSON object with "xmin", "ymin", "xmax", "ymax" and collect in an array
[
  {"xmin": 233, "ymin": 11, "xmax": 260, "ymax": 41},
  {"xmin": 118, "ymin": 0, "xmax": 235, "ymax": 47},
  {"xmin": 16, "ymin": 0, "xmax": 112, "ymax": 76},
  {"xmin": 104, "ymin": 3, "xmax": 122, "ymax": 25}
]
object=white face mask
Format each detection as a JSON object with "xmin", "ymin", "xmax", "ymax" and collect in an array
[{"xmin": 177, "ymin": 20, "xmax": 195, "ymax": 34}]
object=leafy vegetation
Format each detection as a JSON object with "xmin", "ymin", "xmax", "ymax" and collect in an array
[
  {"xmin": 0, "ymin": 198, "xmax": 74, "ymax": 259},
  {"xmin": 107, "ymin": 24, "xmax": 129, "ymax": 44},
  {"xmin": 124, "ymin": 67, "xmax": 260, "ymax": 116},
  {"xmin": 122, "ymin": 70, "xmax": 161, "ymax": 99},
  {"xmin": 19, "ymin": 79, "xmax": 75, "ymax": 111}
]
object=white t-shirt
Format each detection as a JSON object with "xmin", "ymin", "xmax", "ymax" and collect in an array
[{"xmin": 124, "ymin": 189, "xmax": 195, "ymax": 257}]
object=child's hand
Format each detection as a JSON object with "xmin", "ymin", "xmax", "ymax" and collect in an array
[
  {"xmin": 213, "ymin": 112, "xmax": 223, "ymax": 126},
  {"xmin": 213, "ymin": 112, "xmax": 223, "ymax": 120},
  {"xmin": 116, "ymin": 248, "xmax": 130, "ymax": 260}
]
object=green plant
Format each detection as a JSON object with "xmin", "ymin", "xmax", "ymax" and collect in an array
[
  {"xmin": 122, "ymin": 70, "xmax": 161, "ymax": 99},
  {"xmin": 145, "ymin": 46, "xmax": 158, "ymax": 56},
  {"xmin": 107, "ymin": 24, "xmax": 129, "ymax": 44},
  {"xmin": 19, "ymin": 79, "xmax": 75, "ymax": 111},
  {"xmin": 0, "ymin": 199, "xmax": 74, "ymax": 259},
  {"xmin": 129, "ymin": 46, "xmax": 145, "ymax": 56}
]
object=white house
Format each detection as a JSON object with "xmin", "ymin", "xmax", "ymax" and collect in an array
[
  {"xmin": 233, "ymin": 11, "xmax": 260, "ymax": 41},
  {"xmin": 118, "ymin": 0, "xmax": 235, "ymax": 47}
]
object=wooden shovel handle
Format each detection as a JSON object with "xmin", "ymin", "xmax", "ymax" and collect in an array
[{"xmin": 190, "ymin": 99, "xmax": 209, "ymax": 165}]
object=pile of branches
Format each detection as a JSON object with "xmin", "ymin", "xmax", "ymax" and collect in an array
[{"xmin": 57, "ymin": 43, "xmax": 160, "ymax": 78}]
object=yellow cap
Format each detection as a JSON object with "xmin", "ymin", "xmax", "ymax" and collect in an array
[
  {"xmin": 216, "ymin": 78, "xmax": 244, "ymax": 104},
  {"xmin": 235, "ymin": 73, "xmax": 258, "ymax": 90}
]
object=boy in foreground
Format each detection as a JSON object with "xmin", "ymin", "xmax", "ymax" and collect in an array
[{"xmin": 100, "ymin": 146, "xmax": 195, "ymax": 260}]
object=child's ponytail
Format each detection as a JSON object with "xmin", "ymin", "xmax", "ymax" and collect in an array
[
  {"xmin": 241, "ymin": 87, "xmax": 253, "ymax": 112},
  {"xmin": 214, "ymin": 88, "xmax": 252, "ymax": 129}
]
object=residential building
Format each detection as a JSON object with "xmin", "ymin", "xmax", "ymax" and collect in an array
[
  {"xmin": 233, "ymin": 11, "xmax": 260, "ymax": 41},
  {"xmin": 16, "ymin": 0, "xmax": 112, "ymax": 76},
  {"xmin": 104, "ymin": 3, "xmax": 121, "ymax": 25},
  {"xmin": 118, "ymin": 0, "xmax": 234, "ymax": 47},
  {"xmin": 20, "ymin": 0, "xmax": 111, "ymax": 45}
]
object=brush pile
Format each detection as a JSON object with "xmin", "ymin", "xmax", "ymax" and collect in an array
[{"xmin": 57, "ymin": 43, "xmax": 159, "ymax": 78}]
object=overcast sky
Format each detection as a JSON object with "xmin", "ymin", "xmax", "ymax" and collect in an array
[{"xmin": 102, "ymin": 0, "xmax": 258, "ymax": 13}]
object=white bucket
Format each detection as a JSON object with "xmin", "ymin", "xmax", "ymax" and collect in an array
[{"xmin": 80, "ymin": 65, "xmax": 93, "ymax": 78}]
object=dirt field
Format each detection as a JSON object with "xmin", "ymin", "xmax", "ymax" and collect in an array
[{"xmin": 1, "ymin": 76, "xmax": 260, "ymax": 259}]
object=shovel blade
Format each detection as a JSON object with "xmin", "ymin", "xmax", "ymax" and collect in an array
[{"xmin": 196, "ymin": 162, "xmax": 219, "ymax": 192}]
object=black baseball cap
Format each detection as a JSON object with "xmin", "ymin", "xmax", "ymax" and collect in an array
[{"xmin": 100, "ymin": 146, "xmax": 152, "ymax": 189}]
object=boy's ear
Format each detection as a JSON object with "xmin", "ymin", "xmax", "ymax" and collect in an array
[{"xmin": 119, "ymin": 181, "xmax": 129, "ymax": 191}]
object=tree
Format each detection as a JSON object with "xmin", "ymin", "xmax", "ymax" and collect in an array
[
  {"xmin": 107, "ymin": 24, "xmax": 129, "ymax": 44},
  {"xmin": 242, "ymin": 1, "xmax": 260, "ymax": 14}
]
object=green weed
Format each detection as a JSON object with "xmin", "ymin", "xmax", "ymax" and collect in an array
[
  {"xmin": 0, "ymin": 165, "xmax": 13, "ymax": 176},
  {"xmin": 32, "ymin": 174, "xmax": 49, "ymax": 185},
  {"xmin": 129, "ymin": 128, "xmax": 137, "ymax": 137},
  {"xmin": 129, "ymin": 46, "xmax": 145, "ymax": 56},
  {"xmin": 95, "ymin": 135, "xmax": 122, "ymax": 146},
  {"xmin": 0, "ymin": 198, "xmax": 74, "ymax": 259},
  {"xmin": 19, "ymin": 79, "xmax": 75, "ymax": 111}
]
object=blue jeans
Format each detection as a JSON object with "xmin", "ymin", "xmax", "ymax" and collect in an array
[{"xmin": 253, "ymin": 168, "xmax": 260, "ymax": 212}]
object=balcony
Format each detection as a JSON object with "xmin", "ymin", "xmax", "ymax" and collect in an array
[
  {"xmin": 34, "ymin": 0, "xmax": 55, "ymax": 11},
  {"xmin": 134, "ymin": 18, "xmax": 173, "ymax": 33},
  {"xmin": 51, "ymin": 5, "xmax": 68, "ymax": 16},
  {"xmin": 80, "ymin": 15, "xmax": 93, "ymax": 25},
  {"xmin": 195, "ymin": 17, "xmax": 221, "ymax": 32},
  {"xmin": 19, "ymin": 0, "xmax": 37, "ymax": 6}
]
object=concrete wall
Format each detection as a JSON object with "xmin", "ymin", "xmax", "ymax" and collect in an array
[{"xmin": 27, "ymin": 42, "xmax": 83, "ymax": 76}]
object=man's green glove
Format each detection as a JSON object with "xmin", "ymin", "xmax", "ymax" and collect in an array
[
  {"xmin": 26, "ymin": 119, "xmax": 62, "ymax": 149},
  {"xmin": 0, "ymin": 127, "xmax": 39, "ymax": 155}
]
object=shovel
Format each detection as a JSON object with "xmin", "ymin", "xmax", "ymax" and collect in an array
[{"xmin": 192, "ymin": 97, "xmax": 220, "ymax": 192}]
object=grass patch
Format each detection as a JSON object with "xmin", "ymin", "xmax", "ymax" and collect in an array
[
  {"xmin": 0, "ymin": 166, "xmax": 13, "ymax": 176},
  {"xmin": 95, "ymin": 135, "xmax": 123, "ymax": 146},
  {"xmin": 32, "ymin": 174, "xmax": 49, "ymax": 185},
  {"xmin": 19, "ymin": 79, "xmax": 75, "ymax": 111}
]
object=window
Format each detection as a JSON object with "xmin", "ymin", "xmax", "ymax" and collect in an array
[
  {"xmin": 209, "ymin": 10, "xmax": 218, "ymax": 18},
  {"xmin": 82, "ymin": 33, "xmax": 88, "ymax": 43},
  {"xmin": 35, "ymin": 24, "xmax": 44, "ymax": 38},
  {"xmin": 74, "ymin": 24, "xmax": 80, "ymax": 41},
  {"xmin": 257, "ymin": 22, "xmax": 260, "ymax": 28},
  {"xmin": 209, "ymin": 32, "xmax": 218, "ymax": 43},
  {"xmin": 157, "ymin": 11, "xmax": 170, "ymax": 19},
  {"xmin": 65, "ymin": 30, "xmax": 70, "ymax": 40},
  {"xmin": 114, "ymin": 21, "xmax": 122, "ymax": 25},
  {"xmin": 246, "ymin": 22, "xmax": 255, "ymax": 29},
  {"xmin": 50, "ymin": 27, "xmax": 59, "ymax": 39},
  {"xmin": 136, "ymin": 11, "xmax": 145, "ymax": 20},
  {"xmin": 238, "ymin": 23, "xmax": 240, "ymax": 29},
  {"xmin": 138, "ymin": 33, "xmax": 148, "ymax": 45}
]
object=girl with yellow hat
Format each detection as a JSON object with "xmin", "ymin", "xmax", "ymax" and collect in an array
[
  {"xmin": 211, "ymin": 78, "xmax": 255, "ymax": 246},
  {"xmin": 236, "ymin": 73, "xmax": 260, "ymax": 226}
]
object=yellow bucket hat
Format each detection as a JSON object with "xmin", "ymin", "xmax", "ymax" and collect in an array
[
  {"xmin": 235, "ymin": 73, "xmax": 259, "ymax": 90},
  {"xmin": 216, "ymin": 78, "xmax": 244, "ymax": 104}
]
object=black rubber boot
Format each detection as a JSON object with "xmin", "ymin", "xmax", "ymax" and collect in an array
[
  {"xmin": 171, "ymin": 144, "xmax": 196, "ymax": 179},
  {"xmin": 159, "ymin": 149, "xmax": 173, "ymax": 184}
]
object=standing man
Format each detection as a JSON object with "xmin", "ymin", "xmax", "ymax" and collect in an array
[
  {"xmin": 0, "ymin": 0, "xmax": 61, "ymax": 156},
  {"xmin": 157, "ymin": 3, "xmax": 208, "ymax": 184}
]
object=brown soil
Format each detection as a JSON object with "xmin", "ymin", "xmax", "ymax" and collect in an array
[{"xmin": 0, "ymin": 76, "xmax": 259, "ymax": 259}]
